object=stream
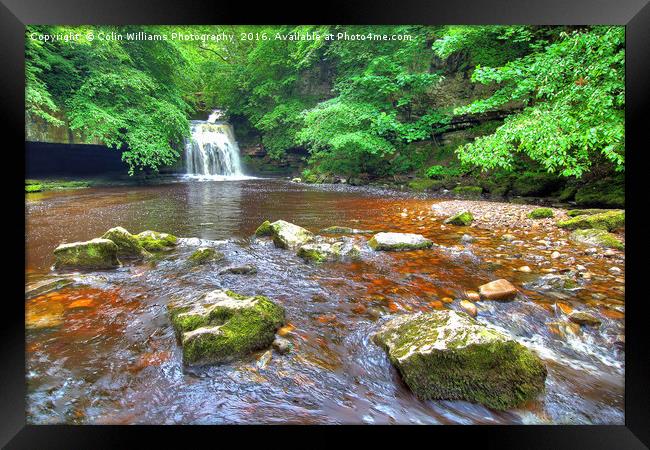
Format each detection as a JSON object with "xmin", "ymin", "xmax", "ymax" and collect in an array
[{"xmin": 25, "ymin": 178, "xmax": 625, "ymax": 424}]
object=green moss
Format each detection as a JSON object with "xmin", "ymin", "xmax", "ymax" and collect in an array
[
  {"xmin": 135, "ymin": 230, "xmax": 178, "ymax": 252},
  {"xmin": 452, "ymin": 185, "xmax": 483, "ymax": 199},
  {"xmin": 320, "ymin": 226, "xmax": 373, "ymax": 235},
  {"xmin": 566, "ymin": 208, "xmax": 608, "ymax": 217},
  {"xmin": 510, "ymin": 172, "xmax": 564, "ymax": 197},
  {"xmin": 188, "ymin": 247, "xmax": 224, "ymax": 265},
  {"xmin": 101, "ymin": 227, "xmax": 148, "ymax": 258},
  {"xmin": 527, "ymin": 208, "xmax": 554, "ymax": 219},
  {"xmin": 558, "ymin": 186, "xmax": 577, "ymax": 202},
  {"xmin": 574, "ymin": 177, "xmax": 624, "ymax": 208},
  {"xmin": 557, "ymin": 210, "xmax": 624, "ymax": 231},
  {"xmin": 254, "ymin": 220, "xmax": 274, "ymax": 237},
  {"xmin": 169, "ymin": 290, "xmax": 285, "ymax": 365},
  {"xmin": 408, "ymin": 179, "xmax": 446, "ymax": 192},
  {"xmin": 53, "ymin": 238, "xmax": 121, "ymax": 269},
  {"xmin": 25, "ymin": 179, "xmax": 91, "ymax": 192},
  {"xmin": 444, "ymin": 211, "xmax": 474, "ymax": 226},
  {"xmin": 569, "ymin": 229, "xmax": 624, "ymax": 250},
  {"xmin": 25, "ymin": 184, "xmax": 43, "ymax": 193}
]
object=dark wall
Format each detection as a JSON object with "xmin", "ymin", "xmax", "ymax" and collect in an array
[{"xmin": 26, "ymin": 141, "xmax": 130, "ymax": 177}]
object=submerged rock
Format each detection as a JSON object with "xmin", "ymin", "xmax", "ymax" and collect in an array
[
  {"xmin": 444, "ymin": 211, "xmax": 474, "ymax": 226},
  {"xmin": 320, "ymin": 226, "xmax": 374, "ymax": 235},
  {"xmin": 135, "ymin": 230, "xmax": 179, "ymax": 252},
  {"xmin": 478, "ymin": 279, "xmax": 518, "ymax": 301},
  {"xmin": 220, "ymin": 264, "xmax": 258, "ymax": 275},
  {"xmin": 569, "ymin": 229, "xmax": 624, "ymax": 250},
  {"xmin": 525, "ymin": 274, "xmax": 580, "ymax": 292},
  {"xmin": 372, "ymin": 311, "xmax": 547, "ymax": 410},
  {"xmin": 25, "ymin": 277, "xmax": 73, "ymax": 299},
  {"xmin": 368, "ymin": 232, "xmax": 433, "ymax": 251},
  {"xmin": 569, "ymin": 312, "xmax": 602, "ymax": 327},
  {"xmin": 265, "ymin": 220, "xmax": 314, "ymax": 249},
  {"xmin": 101, "ymin": 227, "xmax": 148, "ymax": 258},
  {"xmin": 297, "ymin": 240, "xmax": 361, "ymax": 263},
  {"xmin": 188, "ymin": 247, "xmax": 224, "ymax": 265},
  {"xmin": 53, "ymin": 238, "xmax": 121, "ymax": 269},
  {"xmin": 272, "ymin": 336, "xmax": 293, "ymax": 354},
  {"xmin": 557, "ymin": 210, "xmax": 624, "ymax": 232},
  {"xmin": 168, "ymin": 289, "xmax": 285, "ymax": 366}
]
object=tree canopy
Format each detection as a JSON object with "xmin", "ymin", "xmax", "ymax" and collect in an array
[{"xmin": 26, "ymin": 25, "xmax": 625, "ymax": 177}]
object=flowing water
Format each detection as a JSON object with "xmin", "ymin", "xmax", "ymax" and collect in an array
[
  {"xmin": 25, "ymin": 179, "xmax": 625, "ymax": 424},
  {"xmin": 184, "ymin": 112, "xmax": 244, "ymax": 178}
]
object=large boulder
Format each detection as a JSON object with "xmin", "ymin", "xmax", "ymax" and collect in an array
[
  {"xmin": 373, "ymin": 311, "xmax": 547, "ymax": 410},
  {"xmin": 569, "ymin": 229, "xmax": 624, "ymax": 250},
  {"xmin": 168, "ymin": 289, "xmax": 285, "ymax": 366},
  {"xmin": 297, "ymin": 240, "xmax": 361, "ymax": 263},
  {"xmin": 101, "ymin": 227, "xmax": 148, "ymax": 258},
  {"xmin": 135, "ymin": 230, "xmax": 178, "ymax": 252},
  {"xmin": 188, "ymin": 247, "xmax": 224, "ymax": 265},
  {"xmin": 478, "ymin": 279, "xmax": 518, "ymax": 301},
  {"xmin": 556, "ymin": 210, "xmax": 624, "ymax": 232},
  {"xmin": 53, "ymin": 238, "xmax": 121, "ymax": 269},
  {"xmin": 267, "ymin": 220, "xmax": 314, "ymax": 249},
  {"xmin": 368, "ymin": 232, "xmax": 433, "ymax": 251}
]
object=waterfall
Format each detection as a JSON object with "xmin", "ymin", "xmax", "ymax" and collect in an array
[{"xmin": 184, "ymin": 111, "xmax": 244, "ymax": 178}]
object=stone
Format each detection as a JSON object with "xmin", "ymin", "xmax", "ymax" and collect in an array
[
  {"xmin": 372, "ymin": 311, "xmax": 547, "ymax": 410},
  {"xmin": 272, "ymin": 336, "xmax": 293, "ymax": 354},
  {"xmin": 291, "ymin": 177, "xmax": 302, "ymax": 183},
  {"xmin": 220, "ymin": 264, "xmax": 258, "ymax": 275},
  {"xmin": 557, "ymin": 210, "xmax": 624, "ymax": 232},
  {"xmin": 368, "ymin": 232, "xmax": 433, "ymax": 251},
  {"xmin": 501, "ymin": 234, "xmax": 516, "ymax": 242},
  {"xmin": 135, "ymin": 230, "xmax": 178, "ymax": 252},
  {"xmin": 465, "ymin": 291, "xmax": 480, "ymax": 302},
  {"xmin": 459, "ymin": 300, "xmax": 478, "ymax": 317},
  {"xmin": 478, "ymin": 279, "xmax": 518, "ymax": 301},
  {"xmin": 188, "ymin": 247, "xmax": 224, "ymax": 265},
  {"xmin": 297, "ymin": 241, "xmax": 360, "ymax": 263},
  {"xmin": 444, "ymin": 211, "xmax": 474, "ymax": 226},
  {"xmin": 268, "ymin": 220, "xmax": 314, "ymax": 249},
  {"xmin": 460, "ymin": 234, "xmax": 476, "ymax": 244},
  {"xmin": 569, "ymin": 229, "xmax": 624, "ymax": 250},
  {"xmin": 569, "ymin": 312, "xmax": 602, "ymax": 327},
  {"xmin": 320, "ymin": 226, "xmax": 374, "ymax": 235},
  {"xmin": 608, "ymin": 266, "xmax": 622, "ymax": 275},
  {"xmin": 25, "ymin": 277, "xmax": 73, "ymax": 299},
  {"xmin": 254, "ymin": 220, "xmax": 274, "ymax": 237},
  {"xmin": 518, "ymin": 266, "xmax": 532, "ymax": 273},
  {"xmin": 168, "ymin": 289, "xmax": 285, "ymax": 366},
  {"xmin": 551, "ymin": 251, "xmax": 561, "ymax": 259},
  {"xmin": 101, "ymin": 227, "xmax": 148, "ymax": 258},
  {"xmin": 527, "ymin": 208, "xmax": 554, "ymax": 219},
  {"xmin": 53, "ymin": 238, "xmax": 121, "ymax": 269}
]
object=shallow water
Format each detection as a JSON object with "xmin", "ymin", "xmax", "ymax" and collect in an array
[{"xmin": 25, "ymin": 179, "xmax": 625, "ymax": 424}]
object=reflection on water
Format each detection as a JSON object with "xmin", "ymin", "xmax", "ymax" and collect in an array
[{"xmin": 25, "ymin": 179, "xmax": 624, "ymax": 424}]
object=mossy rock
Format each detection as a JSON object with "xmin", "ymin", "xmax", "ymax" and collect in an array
[
  {"xmin": 368, "ymin": 232, "xmax": 433, "ymax": 251},
  {"xmin": 527, "ymin": 208, "xmax": 554, "ymax": 219},
  {"xmin": 511, "ymin": 172, "xmax": 564, "ymax": 197},
  {"xmin": 101, "ymin": 227, "xmax": 149, "ymax": 258},
  {"xmin": 25, "ymin": 184, "xmax": 43, "ymax": 193},
  {"xmin": 268, "ymin": 220, "xmax": 314, "ymax": 249},
  {"xmin": 168, "ymin": 289, "xmax": 285, "ymax": 365},
  {"xmin": 566, "ymin": 208, "xmax": 609, "ymax": 217},
  {"xmin": 452, "ymin": 185, "xmax": 483, "ymax": 199},
  {"xmin": 53, "ymin": 238, "xmax": 121, "ymax": 269},
  {"xmin": 297, "ymin": 241, "xmax": 361, "ymax": 263},
  {"xmin": 188, "ymin": 247, "xmax": 224, "ymax": 265},
  {"xmin": 444, "ymin": 211, "xmax": 474, "ymax": 226},
  {"xmin": 254, "ymin": 220, "xmax": 274, "ymax": 237},
  {"xmin": 372, "ymin": 311, "xmax": 547, "ymax": 410},
  {"xmin": 569, "ymin": 229, "xmax": 624, "ymax": 250},
  {"xmin": 574, "ymin": 177, "xmax": 624, "ymax": 208},
  {"xmin": 408, "ymin": 179, "xmax": 446, "ymax": 192},
  {"xmin": 557, "ymin": 210, "xmax": 624, "ymax": 232},
  {"xmin": 135, "ymin": 230, "xmax": 179, "ymax": 252}
]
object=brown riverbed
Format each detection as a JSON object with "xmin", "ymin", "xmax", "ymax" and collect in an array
[{"xmin": 25, "ymin": 179, "xmax": 625, "ymax": 424}]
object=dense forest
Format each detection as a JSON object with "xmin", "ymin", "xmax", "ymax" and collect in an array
[{"xmin": 26, "ymin": 25, "xmax": 625, "ymax": 205}]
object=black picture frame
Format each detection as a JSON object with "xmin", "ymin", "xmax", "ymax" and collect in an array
[{"xmin": 2, "ymin": 0, "xmax": 648, "ymax": 447}]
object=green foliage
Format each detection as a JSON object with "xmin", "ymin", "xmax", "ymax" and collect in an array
[
  {"xmin": 443, "ymin": 26, "xmax": 624, "ymax": 176},
  {"xmin": 425, "ymin": 165, "xmax": 464, "ymax": 179}
]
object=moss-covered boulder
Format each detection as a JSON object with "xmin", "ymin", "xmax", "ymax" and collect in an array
[
  {"xmin": 188, "ymin": 247, "xmax": 224, "ymax": 265},
  {"xmin": 452, "ymin": 185, "xmax": 483, "ymax": 199},
  {"xmin": 566, "ymin": 208, "xmax": 609, "ymax": 217},
  {"xmin": 569, "ymin": 229, "xmax": 624, "ymax": 250},
  {"xmin": 135, "ymin": 230, "xmax": 178, "ymax": 252},
  {"xmin": 297, "ymin": 241, "xmax": 361, "ymax": 263},
  {"xmin": 268, "ymin": 220, "xmax": 314, "ymax": 249},
  {"xmin": 320, "ymin": 226, "xmax": 374, "ymax": 235},
  {"xmin": 53, "ymin": 238, "xmax": 121, "ymax": 269},
  {"xmin": 101, "ymin": 227, "xmax": 148, "ymax": 258},
  {"xmin": 168, "ymin": 289, "xmax": 285, "ymax": 366},
  {"xmin": 527, "ymin": 208, "xmax": 554, "ymax": 219},
  {"xmin": 368, "ymin": 232, "xmax": 433, "ymax": 251},
  {"xmin": 408, "ymin": 179, "xmax": 446, "ymax": 192},
  {"xmin": 557, "ymin": 210, "xmax": 624, "ymax": 232},
  {"xmin": 444, "ymin": 211, "xmax": 474, "ymax": 226},
  {"xmin": 254, "ymin": 220, "xmax": 274, "ymax": 237},
  {"xmin": 373, "ymin": 311, "xmax": 547, "ymax": 410}
]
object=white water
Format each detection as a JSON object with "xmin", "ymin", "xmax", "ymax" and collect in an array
[{"xmin": 184, "ymin": 111, "xmax": 249, "ymax": 180}]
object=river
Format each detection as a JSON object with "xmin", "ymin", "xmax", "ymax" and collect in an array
[{"xmin": 25, "ymin": 178, "xmax": 625, "ymax": 424}]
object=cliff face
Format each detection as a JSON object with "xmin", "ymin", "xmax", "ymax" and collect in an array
[{"xmin": 25, "ymin": 111, "xmax": 102, "ymax": 145}]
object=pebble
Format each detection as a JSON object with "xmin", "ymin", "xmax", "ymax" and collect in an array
[
  {"xmin": 576, "ymin": 265, "xmax": 587, "ymax": 272},
  {"xmin": 465, "ymin": 291, "xmax": 480, "ymax": 302},
  {"xmin": 459, "ymin": 300, "xmax": 478, "ymax": 317},
  {"xmin": 518, "ymin": 266, "xmax": 532, "ymax": 273},
  {"xmin": 272, "ymin": 337, "xmax": 293, "ymax": 354},
  {"xmin": 551, "ymin": 251, "xmax": 561, "ymax": 259},
  {"xmin": 609, "ymin": 267, "xmax": 622, "ymax": 274}
]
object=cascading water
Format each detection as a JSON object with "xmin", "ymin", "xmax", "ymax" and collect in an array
[{"xmin": 184, "ymin": 110, "xmax": 245, "ymax": 178}]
